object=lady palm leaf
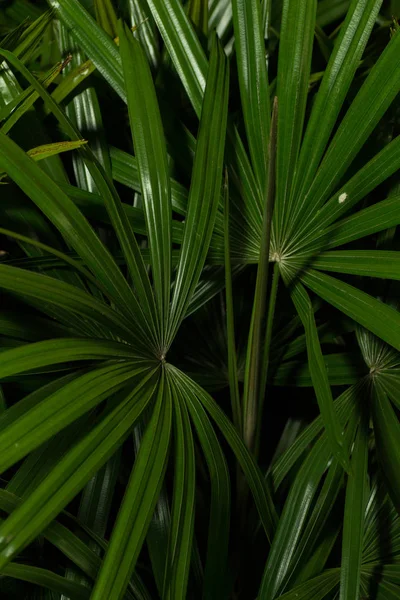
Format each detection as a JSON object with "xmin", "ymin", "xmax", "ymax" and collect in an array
[
  {"xmin": 231, "ymin": 0, "xmax": 270, "ymax": 194},
  {"xmin": 119, "ymin": 21, "xmax": 172, "ymax": 351},
  {"xmin": 168, "ymin": 33, "xmax": 229, "ymax": 345}
]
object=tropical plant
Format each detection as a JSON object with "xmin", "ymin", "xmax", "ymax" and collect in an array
[{"xmin": 0, "ymin": 0, "xmax": 400, "ymax": 598}]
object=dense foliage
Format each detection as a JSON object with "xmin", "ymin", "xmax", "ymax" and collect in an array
[{"xmin": 0, "ymin": 0, "xmax": 400, "ymax": 598}]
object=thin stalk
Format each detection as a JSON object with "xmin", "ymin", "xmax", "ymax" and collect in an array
[
  {"xmin": 243, "ymin": 96, "xmax": 278, "ymax": 453},
  {"xmin": 255, "ymin": 260, "xmax": 280, "ymax": 454},
  {"xmin": 224, "ymin": 169, "xmax": 242, "ymax": 434}
]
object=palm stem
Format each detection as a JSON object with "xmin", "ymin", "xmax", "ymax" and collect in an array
[
  {"xmin": 224, "ymin": 169, "xmax": 242, "ymax": 434},
  {"xmin": 243, "ymin": 96, "xmax": 278, "ymax": 452},
  {"xmin": 255, "ymin": 261, "xmax": 280, "ymax": 454}
]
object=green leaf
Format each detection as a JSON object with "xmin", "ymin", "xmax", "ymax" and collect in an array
[
  {"xmin": 175, "ymin": 369, "xmax": 231, "ymax": 600},
  {"xmin": 317, "ymin": 0, "xmax": 350, "ymax": 27},
  {"xmin": 0, "ymin": 60, "xmax": 66, "ymax": 135},
  {"xmin": 296, "ymin": 133, "xmax": 400, "ymax": 247},
  {"xmin": 11, "ymin": 10, "xmax": 54, "ymax": 64},
  {"xmin": 286, "ymin": 457, "xmax": 345, "ymax": 587},
  {"xmin": 312, "ymin": 250, "xmax": 400, "ymax": 280},
  {"xmin": 0, "ymin": 486, "xmax": 148, "ymax": 598},
  {"xmin": 272, "ymin": 352, "xmax": 365, "ymax": 387},
  {"xmin": 301, "ymin": 269, "xmax": 400, "ymax": 353},
  {"xmin": 291, "ymin": 0, "xmax": 382, "ymax": 232},
  {"xmin": 126, "ymin": 0, "xmax": 160, "ymax": 69},
  {"xmin": 0, "ymin": 48, "xmax": 160, "ymax": 349},
  {"xmin": 56, "ymin": 24, "xmax": 112, "ymax": 190},
  {"xmin": 361, "ymin": 578, "xmax": 400, "ymax": 600},
  {"xmin": 110, "ymin": 146, "xmax": 188, "ymax": 217},
  {"xmin": 270, "ymin": 381, "xmax": 361, "ymax": 491},
  {"xmin": 0, "ymin": 226, "xmax": 106, "ymax": 289},
  {"xmin": 94, "ymin": 0, "xmax": 118, "ymax": 38},
  {"xmin": 287, "ymin": 279, "xmax": 350, "ymax": 471},
  {"xmin": 6, "ymin": 415, "xmax": 93, "ymax": 498},
  {"xmin": 168, "ymin": 35, "xmax": 229, "ymax": 345},
  {"xmin": 144, "ymin": 0, "xmax": 208, "ymax": 116},
  {"xmin": 274, "ymin": 569, "xmax": 340, "ymax": 600},
  {"xmin": 225, "ymin": 124, "xmax": 263, "ymax": 242},
  {"xmin": 163, "ymin": 376, "xmax": 195, "ymax": 599},
  {"xmin": 77, "ymin": 451, "xmax": 120, "ymax": 540},
  {"xmin": 0, "ymin": 338, "xmax": 140, "ymax": 381},
  {"xmin": 372, "ymin": 386, "xmax": 400, "ymax": 517},
  {"xmin": 0, "ymin": 363, "xmax": 148, "ymax": 474},
  {"xmin": 0, "ymin": 130, "xmax": 150, "ymax": 342},
  {"xmin": 224, "ymin": 173, "xmax": 242, "ymax": 432},
  {"xmin": 242, "ymin": 97, "xmax": 278, "ymax": 452},
  {"xmin": 209, "ymin": 0, "xmax": 232, "ymax": 41},
  {"xmin": 0, "ymin": 311, "xmax": 70, "ymax": 342},
  {"xmin": 274, "ymin": 0, "xmax": 316, "ymax": 243},
  {"xmin": 47, "ymin": 0, "xmax": 125, "ymax": 101},
  {"xmin": 339, "ymin": 416, "xmax": 369, "ymax": 600},
  {"xmin": 169, "ymin": 366, "xmax": 277, "ymax": 544},
  {"xmin": 362, "ymin": 564, "xmax": 400, "ymax": 587},
  {"xmin": 309, "ymin": 194, "xmax": 400, "ymax": 251},
  {"xmin": 119, "ymin": 22, "xmax": 172, "ymax": 351},
  {"xmin": 231, "ymin": 0, "xmax": 270, "ymax": 194},
  {"xmin": 0, "ymin": 487, "xmax": 101, "ymax": 578},
  {"xmin": 1, "ymin": 563, "xmax": 90, "ymax": 600},
  {"xmin": 188, "ymin": 0, "xmax": 208, "ymax": 35},
  {"xmin": 91, "ymin": 372, "xmax": 172, "ymax": 600},
  {"xmin": 26, "ymin": 139, "xmax": 88, "ymax": 161},
  {"xmin": 49, "ymin": 58, "xmax": 96, "ymax": 109},
  {"xmin": 145, "ymin": 484, "xmax": 170, "ymax": 596},
  {"xmin": 0, "ymin": 264, "xmax": 139, "ymax": 345},
  {"xmin": 291, "ymin": 25, "xmax": 400, "ymax": 239},
  {"xmin": 0, "ymin": 371, "xmax": 157, "ymax": 570},
  {"xmin": 259, "ymin": 434, "xmax": 335, "ymax": 599}
]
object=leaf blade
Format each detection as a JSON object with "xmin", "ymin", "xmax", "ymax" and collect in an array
[
  {"xmin": 168, "ymin": 35, "xmax": 229, "ymax": 345},
  {"xmin": 119, "ymin": 22, "xmax": 172, "ymax": 350},
  {"xmin": 231, "ymin": 0, "xmax": 270, "ymax": 194},
  {"xmin": 287, "ymin": 279, "xmax": 350, "ymax": 471},
  {"xmin": 301, "ymin": 269, "xmax": 400, "ymax": 352}
]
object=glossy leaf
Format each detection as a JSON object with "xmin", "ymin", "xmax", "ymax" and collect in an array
[
  {"xmin": 1, "ymin": 563, "xmax": 90, "ymax": 599},
  {"xmin": 168, "ymin": 35, "xmax": 229, "ymax": 345},
  {"xmin": 312, "ymin": 250, "xmax": 400, "ymax": 280},
  {"xmin": 292, "ymin": 25, "xmax": 400, "ymax": 239},
  {"xmin": 372, "ymin": 387, "xmax": 400, "ymax": 517},
  {"xmin": 119, "ymin": 22, "xmax": 171, "ymax": 350},
  {"xmin": 288, "ymin": 279, "xmax": 350, "ymax": 470},
  {"xmin": 339, "ymin": 416, "xmax": 369, "ymax": 600},
  {"xmin": 259, "ymin": 435, "xmax": 333, "ymax": 599},
  {"xmin": 47, "ymin": 0, "xmax": 125, "ymax": 101},
  {"xmin": 162, "ymin": 376, "xmax": 195, "ymax": 599},
  {"xmin": 0, "ymin": 363, "xmax": 147, "ymax": 474},
  {"xmin": 0, "ymin": 371, "xmax": 157, "ymax": 569},
  {"xmin": 0, "ymin": 130, "xmax": 149, "ymax": 341},
  {"xmin": 91, "ymin": 373, "xmax": 172, "ymax": 600},
  {"xmin": 169, "ymin": 366, "xmax": 278, "ymax": 543},
  {"xmin": 301, "ymin": 269, "xmax": 400, "ymax": 353},
  {"xmin": 176, "ymin": 369, "xmax": 231, "ymax": 600},
  {"xmin": 290, "ymin": 0, "xmax": 382, "ymax": 234},
  {"xmin": 231, "ymin": 0, "xmax": 270, "ymax": 193},
  {"xmin": 274, "ymin": 0, "xmax": 316, "ymax": 243},
  {"xmin": 144, "ymin": 0, "xmax": 207, "ymax": 116}
]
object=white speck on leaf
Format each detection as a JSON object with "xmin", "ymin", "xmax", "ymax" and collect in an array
[{"xmin": 338, "ymin": 192, "xmax": 348, "ymax": 204}]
